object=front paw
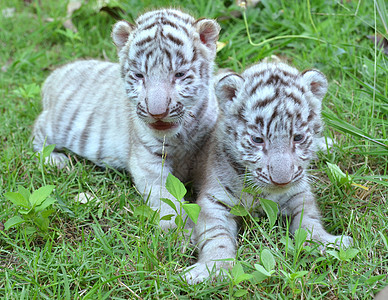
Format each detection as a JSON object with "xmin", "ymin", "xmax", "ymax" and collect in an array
[
  {"xmin": 183, "ymin": 263, "xmax": 213, "ymax": 284},
  {"xmin": 316, "ymin": 234, "xmax": 353, "ymax": 249},
  {"xmin": 182, "ymin": 261, "xmax": 233, "ymax": 284},
  {"xmin": 332, "ymin": 235, "xmax": 353, "ymax": 248}
]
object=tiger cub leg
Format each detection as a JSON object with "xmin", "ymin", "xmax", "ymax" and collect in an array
[
  {"xmin": 285, "ymin": 191, "xmax": 353, "ymax": 248},
  {"xmin": 129, "ymin": 152, "xmax": 190, "ymax": 231},
  {"xmin": 32, "ymin": 111, "xmax": 69, "ymax": 169},
  {"xmin": 183, "ymin": 194, "xmax": 238, "ymax": 284}
]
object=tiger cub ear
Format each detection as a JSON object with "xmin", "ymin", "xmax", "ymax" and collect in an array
[
  {"xmin": 215, "ymin": 73, "xmax": 244, "ymax": 106},
  {"xmin": 301, "ymin": 69, "xmax": 328, "ymax": 101},
  {"xmin": 112, "ymin": 20, "xmax": 135, "ymax": 50},
  {"xmin": 194, "ymin": 19, "xmax": 221, "ymax": 53}
]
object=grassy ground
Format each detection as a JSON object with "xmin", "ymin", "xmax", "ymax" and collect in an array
[{"xmin": 0, "ymin": 0, "xmax": 387, "ymax": 299}]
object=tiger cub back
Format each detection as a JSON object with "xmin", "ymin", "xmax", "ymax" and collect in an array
[
  {"xmin": 184, "ymin": 61, "xmax": 352, "ymax": 284},
  {"xmin": 32, "ymin": 9, "xmax": 221, "ymax": 230}
]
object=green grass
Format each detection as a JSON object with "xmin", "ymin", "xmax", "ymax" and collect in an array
[{"xmin": 1, "ymin": 0, "xmax": 387, "ymax": 298}]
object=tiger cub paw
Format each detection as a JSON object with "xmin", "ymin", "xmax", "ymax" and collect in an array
[
  {"xmin": 331, "ymin": 235, "xmax": 353, "ymax": 248},
  {"xmin": 183, "ymin": 261, "xmax": 233, "ymax": 285},
  {"xmin": 44, "ymin": 152, "xmax": 69, "ymax": 169},
  {"xmin": 313, "ymin": 234, "xmax": 353, "ymax": 250}
]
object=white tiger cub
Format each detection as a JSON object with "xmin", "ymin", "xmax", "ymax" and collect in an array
[
  {"xmin": 184, "ymin": 61, "xmax": 353, "ymax": 284},
  {"xmin": 32, "ymin": 9, "xmax": 220, "ymax": 230}
]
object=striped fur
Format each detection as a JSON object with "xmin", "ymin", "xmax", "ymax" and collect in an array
[
  {"xmin": 32, "ymin": 9, "xmax": 220, "ymax": 230},
  {"xmin": 185, "ymin": 61, "xmax": 353, "ymax": 284}
]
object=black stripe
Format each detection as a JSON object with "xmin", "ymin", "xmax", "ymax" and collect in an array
[
  {"xmin": 173, "ymin": 50, "xmax": 189, "ymax": 66},
  {"xmin": 55, "ymin": 85, "xmax": 81, "ymax": 134},
  {"xmin": 222, "ymin": 145, "xmax": 246, "ymax": 176},
  {"xmin": 168, "ymin": 11, "xmax": 193, "ymax": 26},
  {"xmin": 224, "ymin": 186, "xmax": 236, "ymax": 198},
  {"xmin": 62, "ymin": 104, "xmax": 81, "ymax": 145},
  {"xmin": 166, "ymin": 33, "xmax": 184, "ymax": 46},
  {"xmin": 161, "ymin": 18, "xmax": 179, "ymax": 30},
  {"xmin": 142, "ymin": 22, "xmax": 158, "ymax": 31},
  {"xmin": 266, "ymin": 107, "xmax": 279, "ymax": 134},
  {"xmin": 196, "ymin": 224, "xmax": 228, "ymax": 241},
  {"xmin": 78, "ymin": 112, "xmax": 94, "ymax": 154},
  {"xmin": 207, "ymin": 194, "xmax": 230, "ymax": 211},
  {"xmin": 285, "ymin": 91, "xmax": 302, "ymax": 105},
  {"xmin": 164, "ymin": 48, "xmax": 172, "ymax": 69},
  {"xmin": 253, "ymin": 94, "xmax": 276, "ymax": 110},
  {"xmin": 255, "ymin": 116, "xmax": 264, "ymax": 127},
  {"xmin": 307, "ymin": 111, "xmax": 316, "ymax": 122},
  {"xmin": 96, "ymin": 118, "xmax": 105, "ymax": 161},
  {"xmin": 135, "ymin": 36, "xmax": 153, "ymax": 47},
  {"xmin": 191, "ymin": 47, "xmax": 198, "ymax": 63},
  {"xmin": 199, "ymin": 233, "xmax": 234, "ymax": 253},
  {"xmin": 280, "ymin": 191, "xmax": 305, "ymax": 210}
]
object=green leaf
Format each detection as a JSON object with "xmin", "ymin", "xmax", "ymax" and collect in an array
[
  {"xmin": 182, "ymin": 203, "xmax": 201, "ymax": 224},
  {"xmin": 340, "ymin": 248, "xmax": 359, "ymax": 261},
  {"xmin": 294, "ymin": 228, "xmax": 308, "ymax": 250},
  {"xmin": 25, "ymin": 226, "xmax": 37, "ymax": 235},
  {"xmin": 280, "ymin": 270, "xmax": 291, "ymax": 279},
  {"xmin": 160, "ymin": 214, "xmax": 174, "ymax": 221},
  {"xmin": 134, "ymin": 205, "xmax": 157, "ymax": 219},
  {"xmin": 230, "ymin": 205, "xmax": 248, "ymax": 217},
  {"xmin": 251, "ymin": 270, "xmax": 269, "ymax": 284},
  {"xmin": 326, "ymin": 162, "xmax": 351, "ymax": 185},
  {"xmin": 18, "ymin": 186, "xmax": 31, "ymax": 202},
  {"xmin": 234, "ymin": 289, "xmax": 248, "ymax": 297},
  {"xmin": 30, "ymin": 185, "xmax": 55, "ymax": 207},
  {"xmin": 322, "ymin": 109, "xmax": 388, "ymax": 150},
  {"xmin": 35, "ymin": 197, "xmax": 57, "ymax": 212},
  {"xmin": 235, "ymin": 274, "xmax": 253, "ymax": 285},
  {"xmin": 328, "ymin": 248, "xmax": 359, "ymax": 261},
  {"xmin": 35, "ymin": 215, "xmax": 49, "ymax": 232},
  {"xmin": 261, "ymin": 249, "xmax": 275, "ymax": 272},
  {"xmin": 254, "ymin": 264, "xmax": 272, "ymax": 277},
  {"xmin": 364, "ymin": 274, "xmax": 386, "ymax": 284},
  {"xmin": 174, "ymin": 214, "xmax": 184, "ymax": 228},
  {"xmin": 327, "ymin": 250, "xmax": 340, "ymax": 260},
  {"xmin": 4, "ymin": 216, "xmax": 25, "ymax": 230},
  {"xmin": 375, "ymin": 0, "xmax": 387, "ymax": 38},
  {"xmin": 289, "ymin": 271, "xmax": 308, "ymax": 280},
  {"xmin": 41, "ymin": 208, "xmax": 55, "ymax": 218},
  {"xmin": 259, "ymin": 198, "xmax": 278, "ymax": 228},
  {"xmin": 42, "ymin": 144, "xmax": 56, "ymax": 159},
  {"xmin": 165, "ymin": 173, "xmax": 186, "ymax": 201},
  {"xmin": 4, "ymin": 192, "xmax": 29, "ymax": 209},
  {"xmin": 232, "ymin": 262, "xmax": 244, "ymax": 279},
  {"xmin": 232, "ymin": 263, "xmax": 252, "ymax": 284},
  {"xmin": 280, "ymin": 236, "xmax": 295, "ymax": 253},
  {"xmin": 97, "ymin": 206, "xmax": 103, "ymax": 218},
  {"xmin": 19, "ymin": 208, "xmax": 33, "ymax": 215},
  {"xmin": 378, "ymin": 230, "xmax": 388, "ymax": 250},
  {"xmin": 160, "ymin": 198, "xmax": 177, "ymax": 213}
]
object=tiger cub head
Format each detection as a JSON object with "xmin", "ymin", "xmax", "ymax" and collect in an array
[
  {"xmin": 215, "ymin": 62, "xmax": 328, "ymax": 192},
  {"xmin": 111, "ymin": 9, "xmax": 220, "ymax": 137}
]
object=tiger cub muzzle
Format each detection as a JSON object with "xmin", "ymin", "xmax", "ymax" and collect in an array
[
  {"xmin": 136, "ymin": 81, "xmax": 185, "ymax": 131},
  {"xmin": 254, "ymin": 149, "xmax": 304, "ymax": 191},
  {"xmin": 267, "ymin": 151, "xmax": 294, "ymax": 186}
]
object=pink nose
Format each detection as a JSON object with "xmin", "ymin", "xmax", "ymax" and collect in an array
[
  {"xmin": 270, "ymin": 178, "xmax": 291, "ymax": 186},
  {"xmin": 148, "ymin": 110, "xmax": 168, "ymax": 120}
]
